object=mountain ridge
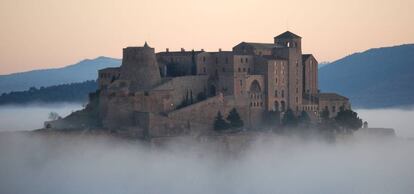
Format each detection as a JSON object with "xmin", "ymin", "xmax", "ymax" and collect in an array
[
  {"xmin": 319, "ymin": 43, "xmax": 414, "ymax": 108},
  {"xmin": 0, "ymin": 56, "xmax": 121, "ymax": 94}
]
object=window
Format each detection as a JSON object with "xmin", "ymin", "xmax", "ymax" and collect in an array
[
  {"xmin": 275, "ymin": 78, "xmax": 278, "ymax": 83},
  {"xmin": 238, "ymin": 67, "xmax": 241, "ymax": 72},
  {"xmin": 332, "ymin": 106, "xmax": 336, "ymax": 113},
  {"xmin": 225, "ymin": 57, "xmax": 228, "ymax": 64},
  {"xmin": 296, "ymin": 97, "xmax": 298, "ymax": 103},
  {"xmin": 222, "ymin": 67, "xmax": 225, "ymax": 72},
  {"xmin": 275, "ymin": 90, "xmax": 278, "ymax": 97},
  {"xmin": 203, "ymin": 56, "xmax": 206, "ymax": 62},
  {"xmin": 203, "ymin": 67, "xmax": 206, "ymax": 73},
  {"xmin": 248, "ymin": 68, "xmax": 250, "ymax": 73},
  {"xmin": 281, "ymin": 90, "xmax": 284, "ymax": 98},
  {"xmin": 240, "ymin": 80, "xmax": 243, "ymax": 86},
  {"xmin": 241, "ymin": 58, "xmax": 243, "ymax": 63},
  {"xmin": 246, "ymin": 58, "xmax": 249, "ymax": 63},
  {"xmin": 243, "ymin": 68, "xmax": 246, "ymax": 72}
]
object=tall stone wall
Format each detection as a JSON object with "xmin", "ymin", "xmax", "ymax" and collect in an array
[
  {"xmin": 153, "ymin": 75, "xmax": 209, "ymax": 107},
  {"xmin": 119, "ymin": 45, "xmax": 161, "ymax": 91}
]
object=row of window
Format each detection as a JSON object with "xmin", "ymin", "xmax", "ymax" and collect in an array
[
  {"xmin": 250, "ymin": 101, "xmax": 263, "ymax": 107},
  {"xmin": 303, "ymin": 106, "xmax": 318, "ymax": 111},
  {"xmin": 274, "ymin": 90, "xmax": 285, "ymax": 98},
  {"xmin": 251, "ymin": 93, "xmax": 263, "ymax": 99},
  {"xmin": 240, "ymin": 57, "xmax": 249, "ymax": 63},
  {"xmin": 238, "ymin": 67, "xmax": 250, "ymax": 73}
]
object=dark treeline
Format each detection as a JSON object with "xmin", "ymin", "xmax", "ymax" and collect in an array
[{"xmin": 0, "ymin": 80, "xmax": 97, "ymax": 105}]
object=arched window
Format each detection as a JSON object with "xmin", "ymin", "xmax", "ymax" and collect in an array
[
  {"xmin": 275, "ymin": 90, "xmax": 278, "ymax": 97},
  {"xmin": 281, "ymin": 101, "xmax": 286, "ymax": 112},
  {"xmin": 249, "ymin": 80, "xmax": 261, "ymax": 93},
  {"xmin": 274, "ymin": 101, "xmax": 279, "ymax": 111}
]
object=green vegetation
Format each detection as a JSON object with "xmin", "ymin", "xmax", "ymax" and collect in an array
[
  {"xmin": 226, "ymin": 108, "xmax": 244, "ymax": 128},
  {"xmin": 214, "ymin": 108, "xmax": 244, "ymax": 131},
  {"xmin": 334, "ymin": 108, "xmax": 363, "ymax": 133},
  {"xmin": 0, "ymin": 80, "xmax": 97, "ymax": 105},
  {"xmin": 282, "ymin": 109, "xmax": 298, "ymax": 127},
  {"xmin": 214, "ymin": 111, "xmax": 230, "ymax": 131},
  {"xmin": 266, "ymin": 107, "xmax": 363, "ymax": 135}
]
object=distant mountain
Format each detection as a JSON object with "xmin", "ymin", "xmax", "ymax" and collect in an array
[
  {"xmin": 318, "ymin": 61, "xmax": 330, "ymax": 68},
  {"xmin": 0, "ymin": 80, "xmax": 97, "ymax": 105},
  {"xmin": 0, "ymin": 56, "xmax": 121, "ymax": 94},
  {"xmin": 319, "ymin": 44, "xmax": 414, "ymax": 108}
]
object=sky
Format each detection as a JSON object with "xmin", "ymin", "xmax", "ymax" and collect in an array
[{"xmin": 0, "ymin": 0, "xmax": 413, "ymax": 74}]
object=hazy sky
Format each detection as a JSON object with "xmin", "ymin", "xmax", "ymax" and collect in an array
[{"xmin": 0, "ymin": 0, "xmax": 413, "ymax": 74}]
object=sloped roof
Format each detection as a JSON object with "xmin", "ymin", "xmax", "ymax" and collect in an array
[
  {"xmin": 275, "ymin": 31, "xmax": 301, "ymax": 39},
  {"xmin": 302, "ymin": 54, "xmax": 312, "ymax": 61},
  {"xmin": 261, "ymin": 55, "xmax": 288, "ymax": 61},
  {"xmin": 237, "ymin": 42, "xmax": 279, "ymax": 49},
  {"xmin": 318, "ymin": 93, "xmax": 349, "ymax": 101}
]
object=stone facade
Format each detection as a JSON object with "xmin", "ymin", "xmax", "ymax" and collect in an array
[{"xmin": 91, "ymin": 31, "xmax": 350, "ymax": 137}]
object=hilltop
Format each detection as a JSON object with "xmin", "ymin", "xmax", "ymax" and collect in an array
[
  {"xmin": 0, "ymin": 57, "xmax": 120, "ymax": 94},
  {"xmin": 319, "ymin": 44, "xmax": 414, "ymax": 108}
]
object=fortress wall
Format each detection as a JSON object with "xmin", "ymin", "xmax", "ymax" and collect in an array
[
  {"xmin": 102, "ymin": 96, "xmax": 136, "ymax": 129},
  {"xmin": 98, "ymin": 67, "xmax": 120, "ymax": 89},
  {"xmin": 133, "ymin": 112, "xmax": 211, "ymax": 137},
  {"xmin": 120, "ymin": 46, "xmax": 161, "ymax": 91},
  {"xmin": 168, "ymin": 94, "xmax": 236, "ymax": 126},
  {"xmin": 153, "ymin": 75, "xmax": 209, "ymax": 107}
]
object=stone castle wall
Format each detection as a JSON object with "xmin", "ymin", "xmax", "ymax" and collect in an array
[
  {"xmin": 153, "ymin": 75, "xmax": 209, "ymax": 107},
  {"xmin": 119, "ymin": 46, "xmax": 161, "ymax": 91}
]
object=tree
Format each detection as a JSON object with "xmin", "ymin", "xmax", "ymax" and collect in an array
[
  {"xmin": 282, "ymin": 109, "xmax": 298, "ymax": 127},
  {"xmin": 264, "ymin": 110, "xmax": 281, "ymax": 126},
  {"xmin": 319, "ymin": 107, "xmax": 337, "ymax": 132},
  {"xmin": 48, "ymin": 112, "xmax": 61, "ymax": 121},
  {"xmin": 334, "ymin": 109, "xmax": 363, "ymax": 133},
  {"xmin": 196, "ymin": 92, "xmax": 206, "ymax": 102},
  {"xmin": 226, "ymin": 108, "xmax": 244, "ymax": 128},
  {"xmin": 214, "ymin": 111, "xmax": 230, "ymax": 131},
  {"xmin": 320, "ymin": 107, "xmax": 330, "ymax": 121},
  {"xmin": 298, "ymin": 111, "xmax": 311, "ymax": 128}
]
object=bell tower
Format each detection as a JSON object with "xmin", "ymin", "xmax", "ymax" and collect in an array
[{"xmin": 274, "ymin": 31, "xmax": 302, "ymax": 52}]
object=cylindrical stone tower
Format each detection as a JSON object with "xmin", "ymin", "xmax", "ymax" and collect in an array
[{"xmin": 119, "ymin": 42, "xmax": 161, "ymax": 91}]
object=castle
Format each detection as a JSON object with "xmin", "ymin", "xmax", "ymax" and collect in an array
[{"xmin": 48, "ymin": 31, "xmax": 350, "ymax": 138}]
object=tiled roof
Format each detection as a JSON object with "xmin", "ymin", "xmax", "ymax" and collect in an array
[
  {"xmin": 275, "ymin": 31, "xmax": 301, "ymax": 39},
  {"xmin": 236, "ymin": 42, "xmax": 282, "ymax": 49},
  {"xmin": 318, "ymin": 93, "xmax": 349, "ymax": 101}
]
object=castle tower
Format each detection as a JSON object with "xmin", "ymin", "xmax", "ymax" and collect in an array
[
  {"xmin": 119, "ymin": 42, "xmax": 161, "ymax": 91},
  {"xmin": 273, "ymin": 31, "xmax": 303, "ymax": 113},
  {"xmin": 274, "ymin": 31, "xmax": 302, "ymax": 52}
]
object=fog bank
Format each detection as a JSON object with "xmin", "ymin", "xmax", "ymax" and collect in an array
[
  {"xmin": 0, "ymin": 103, "xmax": 82, "ymax": 132},
  {"xmin": 0, "ymin": 133, "xmax": 413, "ymax": 194},
  {"xmin": 356, "ymin": 107, "xmax": 414, "ymax": 138}
]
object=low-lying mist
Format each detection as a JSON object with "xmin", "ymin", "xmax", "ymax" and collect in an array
[
  {"xmin": 0, "ymin": 103, "xmax": 82, "ymax": 132},
  {"xmin": 0, "ymin": 106, "xmax": 413, "ymax": 194},
  {"xmin": 0, "ymin": 132, "xmax": 413, "ymax": 194}
]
